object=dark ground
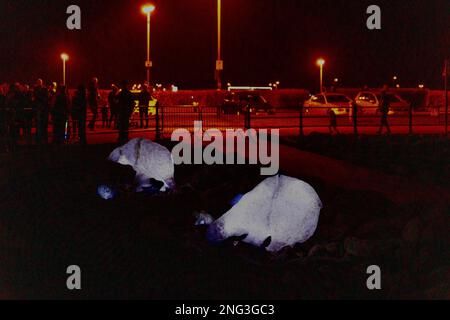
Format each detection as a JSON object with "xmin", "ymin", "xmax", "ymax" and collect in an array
[
  {"xmin": 0, "ymin": 139, "xmax": 449, "ymax": 299},
  {"xmin": 284, "ymin": 134, "xmax": 450, "ymax": 188}
]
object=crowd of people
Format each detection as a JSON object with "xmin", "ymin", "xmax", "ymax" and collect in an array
[{"xmin": 0, "ymin": 77, "xmax": 152, "ymax": 151}]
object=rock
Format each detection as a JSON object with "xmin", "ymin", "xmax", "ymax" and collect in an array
[
  {"xmin": 97, "ymin": 184, "xmax": 117, "ymax": 200},
  {"xmin": 308, "ymin": 242, "xmax": 343, "ymax": 258},
  {"xmin": 344, "ymin": 237, "xmax": 373, "ymax": 258},
  {"xmin": 308, "ymin": 244, "xmax": 326, "ymax": 257},
  {"xmin": 207, "ymin": 175, "xmax": 322, "ymax": 252},
  {"xmin": 194, "ymin": 211, "xmax": 214, "ymax": 226},
  {"xmin": 402, "ymin": 216, "xmax": 423, "ymax": 243},
  {"xmin": 353, "ymin": 217, "xmax": 406, "ymax": 240},
  {"xmin": 108, "ymin": 138, "xmax": 175, "ymax": 192}
]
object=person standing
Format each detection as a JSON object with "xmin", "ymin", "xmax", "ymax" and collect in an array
[
  {"xmin": 108, "ymin": 85, "xmax": 119, "ymax": 129},
  {"xmin": 378, "ymin": 85, "xmax": 391, "ymax": 135},
  {"xmin": 101, "ymin": 103, "xmax": 109, "ymax": 128},
  {"xmin": 0, "ymin": 87, "xmax": 8, "ymax": 150},
  {"xmin": 87, "ymin": 77, "xmax": 100, "ymax": 131},
  {"xmin": 138, "ymin": 84, "xmax": 151, "ymax": 129},
  {"xmin": 52, "ymin": 85, "xmax": 69, "ymax": 144},
  {"xmin": 33, "ymin": 79, "xmax": 49, "ymax": 144},
  {"xmin": 5, "ymin": 83, "xmax": 22, "ymax": 148},
  {"xmin": 117, "ymin": 81, "xmax": 135, "ymax": 144},
  {"xmin": 72, "ymin": 85, "xmax": 87, "ymax": 145}
]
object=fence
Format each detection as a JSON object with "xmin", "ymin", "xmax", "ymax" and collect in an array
[
  {"xmin": 156, "ymin": 104, "xmax": 449, "ymax": 138},
  {"xmin": 1, "ymin": 103, "xmax": 449, "ymax": 147}
]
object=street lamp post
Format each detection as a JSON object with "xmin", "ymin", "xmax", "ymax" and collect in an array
[
  {"xmin": 216, "ymin": 0, "xmax": 223, "ymax": 90},
  {"xmin": 142, "ymin": 4, "xmax": 155, "ymax": 86},
  {"xmin": 316, "ymin": 58, "xmax": 325, "ymax": 93},
  {"xmin": 61, "ymin": 53, "xmax": 69, "ymax": 86}
]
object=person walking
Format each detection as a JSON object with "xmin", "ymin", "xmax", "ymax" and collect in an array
[
  {"xmin": 72, "ymin": 85, "xmax": 87, "ymax": 145},
  {"xmin": 138, "ymin": 84, "xmax": 151, "ymax": 129},
  {"xmin": 117, "ymin": 81, "xmax": 135, "ymax": 144},
  {"xmin": 87, "ymin": 77, "xmax": 100, "ymax": 131},
  {"xmin": 378, "ymin": 85, "xmax": 391, "ymax": 135}
]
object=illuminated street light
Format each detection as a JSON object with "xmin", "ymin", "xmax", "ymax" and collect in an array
[
  {"xmin": 142, "ymin": 4, "xmax": 155, "ymax": 85},
  {"xmin": 142, "ymin": 4, "xmax": 155, "ymax": 14},
  {"xmin": 60, "ymin": 53, "xmax": 69, "ymax": 86},
  {"xmin": 316, "ymin": 58, "xmax": 325, "ymax": 93}
]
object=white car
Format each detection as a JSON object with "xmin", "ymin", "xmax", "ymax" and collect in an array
[
  {"xmin": 304, "ymin": 93, "xmax": 352, "ymax": 115},
  {"xmin": 355, "ymin": 91, "xmax": 410, "ymax": 115}
]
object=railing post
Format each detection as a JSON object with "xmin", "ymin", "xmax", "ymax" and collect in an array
[
  {"xmin": 409, "ymin": 102, "xmax": 413, "ymax": 135},
  {"xmin": 299, "ymin": 100, "xmax": 304, "ymax": 138},
  {"xmin": 245, "ymin": 105, "xmax": 251, "ymax": 129},
  {"xmin": 155, "ymin": 101, "xmax": 160, "ymax": 140},
  {"xmin": 352, "ymin": 101, "xmax": 358, "ymax": 136}
]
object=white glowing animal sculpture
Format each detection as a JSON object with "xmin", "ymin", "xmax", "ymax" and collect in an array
[
  {"xmin": 207, "ymin": 175, "xmax": 322, "ymax": 252},
  {"xmin": 108, "ymin": 138, "xmax": 175, "ymax": 192}
]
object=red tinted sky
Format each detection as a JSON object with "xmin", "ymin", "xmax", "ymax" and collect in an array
[{"xmin": 0, "ymin": 0, "xmax": 448, "ymax": 90}]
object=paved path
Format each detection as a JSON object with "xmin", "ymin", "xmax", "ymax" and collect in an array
[{"xmin": 278, "ymin": 144, "xmax": 450, "ymax": 205}]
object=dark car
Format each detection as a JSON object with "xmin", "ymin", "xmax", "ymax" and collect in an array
[{"xmin": 222, "ymin": 92, "xmax": 275, "ymax": 115}]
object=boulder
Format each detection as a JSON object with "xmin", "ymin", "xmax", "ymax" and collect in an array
[
  {"xmin": 344, "ymin": 237, "xmax": 373, "ymax": 258},
  {"xmin": 206, "ymin": 175, "xmax": 322, "ymax": 252},
  {"xmin": 108, "ymin": 138, "xmax": 175, "ymax": 192}
]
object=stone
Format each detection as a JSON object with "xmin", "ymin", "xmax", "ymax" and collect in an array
[
  {"xmin": 206, "ymin": 175, "xmax": 322, "ymax": 252},
  {"xmin": 108, "ymin": 138, "xmax": 175, "ymax": 192}
]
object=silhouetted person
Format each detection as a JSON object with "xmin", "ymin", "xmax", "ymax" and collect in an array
[
  {"xmin": 101, "ymin": 103, "xmax": 109, "ymax": 128},
  {"xmin": 33, "ymin": 79, "xmax": 49, "ymax": 144},
  {"xmin": 72, "ymin": 85, "xmax": 87, "ymax": 145},
  {"xmin": 139, "ymin": 84, "xmax": 151, "ymax": 128},
  {"xmin": 0, "ymin": 88, "xmax": 7, "ymax": 150},
  {"xmin": 108, "ymin": 85, "xmax": 119, "ymax": 129},
  {"xmin": 22, "ymin": 85, "xmax": 34, "ymax": 144},
  {"xmin": 5, "ymin": 83, "xmax": 22, "ymax": 148},
  {"xmin": 52, "ymin": 85, "xmax": 69, "ymax": 144},
  {"xmin": 378, "ymin": 85, "xmax": 391, "ymax": 135},
  {"xmin": 117, "ymin": 81, "xmax": 134, "ymax": 144},
  {"xmin": 88, "ymin": 77, "xmax": 100, "ymax": 131}
]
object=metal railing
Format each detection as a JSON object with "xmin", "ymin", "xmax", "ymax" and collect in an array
[{"xmin": 1, "ymin": 104, "xmax": 448, "ymax": 148}]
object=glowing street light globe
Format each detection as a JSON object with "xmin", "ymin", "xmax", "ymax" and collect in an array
[
  {"xmin": 316, "ymin": 58, "xmax": 325, "ymax": 67},
  {"xmin": 142, "ymin": 4, "xmax": 155, "ymax": 14},
  {"xmin": 61, "ymin": 53, "xmax": 69, "ymax": 61}
]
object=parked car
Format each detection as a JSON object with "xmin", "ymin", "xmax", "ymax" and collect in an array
[
  {"xmin": 355, "ymin": 91, "xmax": 410, "ymax": 115},
  {"xmin": 222, "ymin": 92, "xmax": 275, "ymax": 115},
  {"xmin": 303, "ymin": 93, "xmax": 353, "ymax": 115}
]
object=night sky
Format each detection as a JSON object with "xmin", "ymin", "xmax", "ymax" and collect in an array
[{"xmin": 0, "ymin": 0, "xmax": 448, "ymax": 90}]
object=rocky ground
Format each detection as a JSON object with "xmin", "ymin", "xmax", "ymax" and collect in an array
[{"xmin": 0, "ymin": 142, "xmax": 449, "ymax": 299}]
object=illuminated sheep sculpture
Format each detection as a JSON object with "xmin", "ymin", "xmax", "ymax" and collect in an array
[
  {"xmin": 108, "ymin": 138, "xmax": 175, "ymax": 192},
  {"xmin": 207, "ymin": 175, "xmax": 322, "ymax": 252}
]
